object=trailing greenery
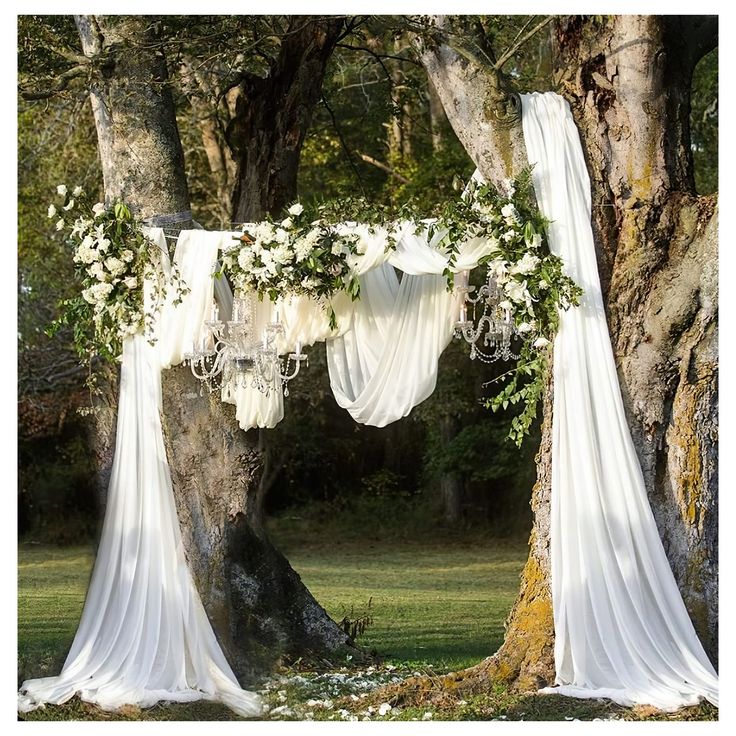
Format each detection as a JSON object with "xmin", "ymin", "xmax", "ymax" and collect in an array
[{"xmin": 46, "ymin": 187, "xmax": 188, "ymax": 389}]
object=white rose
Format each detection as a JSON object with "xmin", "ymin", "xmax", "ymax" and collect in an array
[
  {"xmin": 501, "ymin": 203, "xmax": 519, "ymax": 222},
  {"xmin": 56, "ymin": 184, "xmax": 67, "ymax": 196},
  {"xmin": 281, "ymin": 217, "xmax": 293, "ymax": 229},
  {"xmin": 517, "ymin": 322, "xmax": 534, "ymax": 334},
  {"xmin": 47, "ymin": 204, "xmax": 57, "ymax": 218},
  {"xmin": 121, "ymin": 249, "xmax": 135, "ymax": 263},
  {"xmin": 124, "ymin": 276, "xmax": 138, "ymax": 289},
  {"xmin": 72, "ymin": 186, "xmax": 83, "ymax": 197},
  {"xmin": 533, "ymin": 336, "xmax": 550, "ymax": 348},
  {"xmin": 288, "ymin": 203, "xmax": 304, "ymax": 216},
  {"xmin": 510, "ymin": 253, "xmax": 541, "ymax": 276},
  {"xmin": 92, "ymin": 202, "xmax": 106, "ymax": 218},
  {"xmin": 63, "ymin": 198, "xmax": 75, "ymax": 211},
  {"xmin": 274, "ymin": 228, "xmax": 288, "ymax": 244},
  {"xmin": 56, "ymin": 218, "xmax": 65, "ymax": 231},
  {"xmin": 498, "ymin": 299, "xmax": 513, "ymax": 313}
]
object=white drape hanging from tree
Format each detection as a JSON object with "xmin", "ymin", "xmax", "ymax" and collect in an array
[
  {"xmin": 521, "ymin": 91, "xmax": 718, "ymax": 711},
  {"xmin": 18, "ymin": 230, "xmax": 264, "ymax": 718}
]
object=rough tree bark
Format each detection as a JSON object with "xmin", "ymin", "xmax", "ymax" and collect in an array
[
  {"xmin": 75, "ymin": 14, "xmax": 355, "ymax": 681},
  {"xmin": 227, "ymin": 17, "xmax": 345, "ymax": 222},
  {"xmin": 401, "ymin": 13, "xmax": 718, "ymax": 698}
]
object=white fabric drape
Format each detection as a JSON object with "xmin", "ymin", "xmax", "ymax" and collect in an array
[
  {"xmin": 18, "ymin": 230, "xmax": 263, "ymax": 718},
  {"xmin": 521, "ymin": 91, "xmax": 718, "ymax": 710},
  {"xmin": 322, "ymin": 226, "xmax": 492, "ymax": 426}
]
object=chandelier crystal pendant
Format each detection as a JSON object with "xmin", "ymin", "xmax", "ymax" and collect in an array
[
  {"xmin": 183, "ymin": 293, "xmax": 308, "ymax": 397},
  {"xmin": 454, "ymin": 269, "xmax": 520, "ymax": 363}
]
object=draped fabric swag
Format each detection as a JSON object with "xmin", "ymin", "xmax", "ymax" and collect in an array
[{"xmin": 18, "ymin": 91, "xmax": 717, "ymax": 716}]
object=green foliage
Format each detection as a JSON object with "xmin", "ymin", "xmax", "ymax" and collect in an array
[
  {"xmin": 691, "ymin": 47, "xmax": 718, "ymax": 195},
  {"xmin": 47, "ymin": 189, "xmax": 187, "ymax": 378}
]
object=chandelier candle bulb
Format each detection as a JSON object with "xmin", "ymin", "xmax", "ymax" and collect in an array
[
  {"xmin": 295, "ymin": 339, "xmax": 302, "ymax": 357},
  {"xmin": 232, "ymin": 300, "xmax": 240, "ymax": 322},
  {"xmin": 460, "ymin": 304, "xmax": 467, "ymax": 323},
  {"xmin": 210, "ymin": 302, "xmax": 219, "ymax": 323}
]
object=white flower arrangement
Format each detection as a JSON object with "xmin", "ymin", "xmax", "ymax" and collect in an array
[
  {"xmin": 48, "ymin": 185, "xmax": 188, "ymax": 371},
  {"xmin": 221, "ymin": 202, "xmax": 363, "ymax": 328}
]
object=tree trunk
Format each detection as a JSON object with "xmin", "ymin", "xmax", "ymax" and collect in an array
[
  {"xmin": 414, "ymin": 13, "xmax": 718, "ymax": 694},
  {"xmin": 227, "ymin": 18, "xmax": 344, "ymax": 221},
  {"xmin": 75, "ymin": 14, "xmax": 355, "ymax": 680}
]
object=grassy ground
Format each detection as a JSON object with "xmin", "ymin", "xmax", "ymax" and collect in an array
[{"xmin": 18, "ymin": 535, "xmax": 717, "ymax": 722}]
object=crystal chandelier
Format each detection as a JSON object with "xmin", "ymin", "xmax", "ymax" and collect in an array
[
  {"xmin": 183, "ymin": 293, "xmax": 307, "ymax": 397},
  {"xmin": 454, "ymin": 269, "xmax": 520, "ymax": 362}
]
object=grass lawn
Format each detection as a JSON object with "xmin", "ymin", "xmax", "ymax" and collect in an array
[{"xmin": 17, "ymin": 537, "xmax": 717, "ymax": 722}]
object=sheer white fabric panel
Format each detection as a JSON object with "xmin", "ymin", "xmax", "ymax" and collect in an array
[
  {"xmin": 521, "ymin": 91, "xmax": 718, "ymax": 710},
  {"xmin": 18, "ymin": 308, "xmax": 262, "ymax": 716},
  {"xmin": 322, "ymin": 226, "xmax": 488, "ymax": 427}
]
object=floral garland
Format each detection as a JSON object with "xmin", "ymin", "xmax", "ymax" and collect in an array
[
  {"xmin": 47, "ymin": 185, "xmax": 187, "ymax": 388},
  {"xmin": 219, "ymin": 203, "xmax": 396, "ymax": 329},
  {"xmin": 219, "ymin": 173, "xmax": 581, "ymax": 444},
  {"xmin": 433, "ymin": 173, "xmax": 582, "ymax": 445},
  {"xmin": 50, "ymin": 172, "xmax": 579, "ymax": 444}
]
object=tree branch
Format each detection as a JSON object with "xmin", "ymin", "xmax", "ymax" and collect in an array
[
  {"xmin": 357, "ymin": 152, "xmax": 410, "ymax": 183},
  {"xmin": 19, "ymin": 64, "xmax": 89, "ymax": 100},
  {"xmin": 494, "ymin": 16, "xmax": 554, "ymax": 71}
]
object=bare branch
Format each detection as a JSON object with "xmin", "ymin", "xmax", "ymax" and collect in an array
[
  {"xmin": 357, "ymin": 152, "xmax": 410, "ymax": 183},
  {"xmin": 19, "ymin": 65, "xmax": 89, "ymax": 101},
  {"xmin": 494, "ymin": 16, "xmax": 554, "ymax": 71}
]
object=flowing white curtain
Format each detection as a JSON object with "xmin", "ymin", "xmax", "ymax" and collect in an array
[
  {"xmin": 18, "ymin": 230, "xmax": 263, "ymax": 718},
  {"xmin": 521, "ymin": 91, "xmax": 718, "ymax": 710}
]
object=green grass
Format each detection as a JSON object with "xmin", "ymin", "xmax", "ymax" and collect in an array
[
  {"xmin": 270, "ymin": 537, "xmax": 525, "ymax": 671},
  {"xmin": 17, "ymin": 538, "xmax": 717, "ymax": 722}
]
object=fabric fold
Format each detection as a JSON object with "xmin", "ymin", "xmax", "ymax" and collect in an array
[
  {"xmin": 520, "ymin": 91, "xmax": 718, "ymax": 711},
  {"xmin": 18, "ymin": 332, "xmax": 263, "ymax": 717}
]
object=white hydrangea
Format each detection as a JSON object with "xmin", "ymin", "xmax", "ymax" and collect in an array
[
  {"xmin": 84, "ymin": 282, "xmax": 113, "ymax": 304},
  {"xmin": 237, "ymin": 249, "xmax": 255, "ymax": 271},
  {"xmin": 88, "ymin": 262, "xmax": 106, "ymax": 281},
  {"xmin": 510, "ymin": 252, "xmax": 541, "ymax": 276},
  {"xmin": 274, "ymin": 228, "xmax": 288, "ymax": 244},
  {"xmin": 294, "ymin": 237, "xmax": 314, "ymax": 262},
  {"xmin": 104, "ymin": 256, "xmax": 126, "ymax": 277},
  {"xmin": 121, "ymin": 249, "xmax": 135, "ymax": 263},
  {"xmin": 123, "ymin": 276, "xmax": 138, "ymax": 289},
  {"xmin": 272, "ymin": 244, "xmax": 294, "ymax": 265},
  {"xmin": 254, "ymin": 222, "xmax": 275, "ymax": 242},
  {"xmin": 538, "ymin": 278, "xmax": 549, "ymax": 290},
  {"xmin": 288, "ymin": 202, "xmax": 304, "ymax": 216},
  {"xmin": 301, "ymin": 276, "xmax": 318, "ymax": 290}
]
